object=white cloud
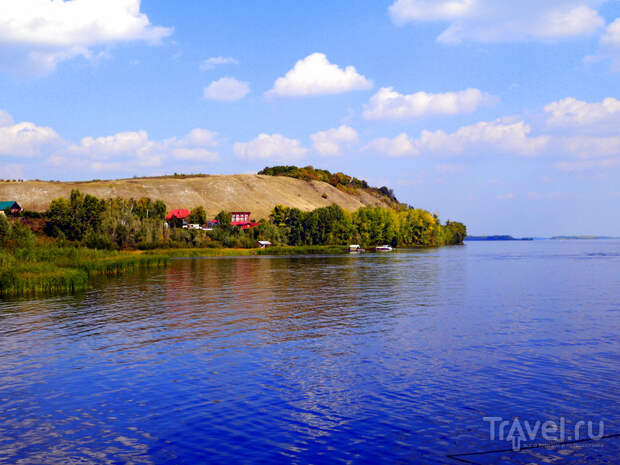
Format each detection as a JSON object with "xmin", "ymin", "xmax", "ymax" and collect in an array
[
  {"xmin": 71, "ymin": 131, "xmax": 150, "ymax": 159},
  {"xmin": 266, "ymin": 53, "xmax": 373, "ymax": 97},
  {"xmin": 233, "ymin": 133, "xmax": 309, "ymax": 161},
  {"xmin": 0, "ymin": 114, "xmax": 62, "ymax": 157},
  {"xmin": 200, "ymin": 56, "xmax": 239, "ymax": 71},
  {"xmin": 389, "ymin": 0, "xmax": 605, "ymax": 43},
  {"xmin": 66, "ymin": 128, "xmax": 220, "ymax": 169},
  {"xmin": 416, "ymin": 119, "xmax": 550, "ymax": 156},
  {"xmin": 310, "ymin": 125, "xmax": 358, "ymax": 156},
  {"xmin": 561, "ymin": 135, "xmax": 620, "ymax": 158},
  {"xmin": 601, "ymin": 18, "xmax": 620, "ymax": 46},
  {"xmin": 203, "ymin": 77, "xmax": 250, "ymax": 101},
  {"xmin": 366, "ymin": 119, "xmax": 549, "ymax": 157},
  {"xmin": 364, "ymin": 133, "xmax": 418, "ymax": 157},
  {"xmin": 595, "ymin": 19, "xmax": 620, "ymax": 70},
  {"xmin": 363, "ymin": 87, "xmax": 492, "ymax": 120},
  {"xmin": 0, "ymin": 0, "xmax": 172, "ymax": 76},
  {"xmin": 545, "ymin": 97, "xmax": 620, "ymax": 132},
  {"xmin": 180, "ymin": 128, "xmax": 219, "ymax": 147}
]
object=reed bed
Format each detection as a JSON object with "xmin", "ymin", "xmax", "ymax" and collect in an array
[
  {"xmin": 0, "ymin": 248, "xmax": 169, "ymax": 297},
  {"xmin": 147, "ymin": 245, "xmax": 347, "ymax": 258}
]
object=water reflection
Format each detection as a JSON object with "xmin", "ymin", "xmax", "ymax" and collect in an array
[{"xmin": 0, "ymin": 244, "xmax": 619, "ymax": 464}]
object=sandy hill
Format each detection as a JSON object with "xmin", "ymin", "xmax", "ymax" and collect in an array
[{"xmin": 0, "ymin": 175, "xmax": 391, "ymax": 219}]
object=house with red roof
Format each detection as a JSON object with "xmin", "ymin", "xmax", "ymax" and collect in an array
[
  {"xmin": 231, "ymin": 211, "xmax": 258, "ymax": 229},
  {"xmin": 166, "ymin": 209, "xmax": 191, "ymax": 226}
]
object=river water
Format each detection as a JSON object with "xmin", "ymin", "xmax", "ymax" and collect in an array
[{"xmin": 1, "ymin": 241, "xmax": 619, "ymax": 464}]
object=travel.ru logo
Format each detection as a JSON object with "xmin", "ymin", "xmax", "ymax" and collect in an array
[{"xmin": 483, "ymin": 416, "xmax": 605, "ymax": 451}]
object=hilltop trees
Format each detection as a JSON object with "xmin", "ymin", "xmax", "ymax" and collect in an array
[{"xmin": 258, "ymin": 165, "xmax": 401, "ymax": 204}]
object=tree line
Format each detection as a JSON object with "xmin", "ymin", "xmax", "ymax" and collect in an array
[
  {"xmin": 3, "ymin": 189, "xmax": 465, "ymax": 251},
  {"xmin": 258, "ymin": 165, "xmax": 400, "ymax": 204}
]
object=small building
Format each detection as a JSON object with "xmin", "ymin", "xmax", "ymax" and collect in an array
[
  {"xmin": 166, "ymin": 209, "xmax": 191, "ymax": 221},
  {"xmin": 166, "ymin": 209, "xmax": 191, "ymax": 227},
  {"xmin": 231, "ymin": 211, "xmax": 259, "ymax": 229},
  {"xmin": 231, "ymin": 212, "xmax": 250, "ymax": 223},
  {"xmin": 0, "ymin": 201, "xmax": 23, "ymax": 215},
  {"xmin": 257, "ymin": 240, "xmax": 272, "ymax": 248}
]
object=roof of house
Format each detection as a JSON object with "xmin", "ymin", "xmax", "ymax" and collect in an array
[
  {"xmin": 165, "ymin": 209, "xmax": 191, "ymax": 220},
  {"xmin": 0, "ymin": 201, "xmax": 20, "ymax": 210}
]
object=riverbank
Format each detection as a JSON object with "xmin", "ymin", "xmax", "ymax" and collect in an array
[
  {"xmin": 0, "ymin": 248, "xmax": 170, "ymax": 297},
  {"xmin": 0, "ymin": 245, "xmax": 349, "ymax": 297},
  {"xmin": 147, "ymin": 245, "xmax": 348, "ymax": 258}
]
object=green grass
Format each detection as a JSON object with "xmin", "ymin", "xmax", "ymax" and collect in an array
[
  {"xmin": 255, "ymin": 245, "xmax": 347, "ymax": 255},
  {"xmin": 0, "ymin": 247, "xmax": 169, "ymax": 297},
  {"xmin": 0, "ymin": 244, "xmax": 348, "ymax": 298},
  {"xmin": 147, "ymin": 245, "xmax": 348, "ymax": 258}
]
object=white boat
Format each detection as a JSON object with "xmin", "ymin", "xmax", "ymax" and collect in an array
[{"xmin": 375, "ymin": 245, "xmax": 393, "ymax": 251}]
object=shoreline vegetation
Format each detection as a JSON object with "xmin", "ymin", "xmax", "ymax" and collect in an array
[{"xmin": 0, "ymin": 167, "xmax": 466, "ymax": 297}]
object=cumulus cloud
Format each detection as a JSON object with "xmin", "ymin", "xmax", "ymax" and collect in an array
[
  {"xmin": 388, "ymin": 0, "xmax": 605, "ymax": 43},
  {"xmin": 364, "ymin": 133, "xmax": 419, "ymax": 157},
  {"xmin": 545, "ymin": 97, "xmax": 620, "ymax": 132},
  {"xmin": 180, "ymin": 128, "xmax": 219, "ymax": 147},
  {"xmin": 203, "ymin": 77, "xmax": 250, "ymax": 101},
  {"xmin": 65, "ymin": 128, "xmax": 220, "ymax": 170},
  {"xmin": 266, "ymin": 53, "xmax": 373, "ymax": 97},
  {"xmin": 200, "ymin": 56, "xmax": 239, "ymax": 71},
  {"xmin": 310, "ymin": 125, "xmax": 358, "ymax": 156},
  {"xmin": 233, "ymin": 133, "xmax": 308, "ymax": 161},
  {"xmin": 0, "ymin": 0, "xmax": 172, "ymax": 76},
  {"xmin": 416, "ymin": 119, "xmax": 550, "ymax": 156},
  {"xmin": 366, "ymin": 119, "xmax": 549, "ymax": 157},
  {"xmin": 363, "ymin": 87, "xmax": 492, "ymax": 120},
  {"xmin": 0, "ymin": 111, "xmax": 62, "ymax": 157},
  {"xmin": 364, "ymin": 95, "xmax": 620, "ymax": 171},
  {"xmin": 593, "ymin": 19, "xmax": 620, "ymax": 70},
  {"xmin": 561, "ymin": 135, "xmax": 620, "ymax": 158}
]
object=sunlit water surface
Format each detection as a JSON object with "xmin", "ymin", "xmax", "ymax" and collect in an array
[{"xmin": 1, "ymin": 241, "xmax": 619, "ymax": 464}]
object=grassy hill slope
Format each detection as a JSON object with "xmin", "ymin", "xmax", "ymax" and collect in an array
[{"xmin": 0, "ymin": 174, "xmax": 392, "ymax": 219}]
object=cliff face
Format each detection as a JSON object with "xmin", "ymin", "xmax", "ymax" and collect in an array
[{"xmin": 0, "ymin": 175, "xmax": 391, "ymax": 219}]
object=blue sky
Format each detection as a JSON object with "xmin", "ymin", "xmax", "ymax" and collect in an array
[{"xmin": 1, "ymin": 0, "xmax": 620, "ymax": 236}]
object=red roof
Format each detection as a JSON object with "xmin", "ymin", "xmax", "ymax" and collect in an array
[
  {"xmin": 232, "ymin": 221, "xmax": 259, "ymax": 229},
  {"xmin": 166, "ymin": 209, "xmax": 191, "ymax": 220}
]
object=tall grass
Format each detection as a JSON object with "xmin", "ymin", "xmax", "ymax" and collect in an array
[
  {"xmin": 0, "ymin": 244, "xmax": 346, "ymax": 298},
  {"xmin": 146, "ymin": 245, "xmax": 347, "ymax": 258},
  {"xmin": 0, "ymin": 247, "xmax": 169, "ymax": 297}
]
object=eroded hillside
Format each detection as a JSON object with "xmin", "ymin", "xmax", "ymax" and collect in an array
[{"xmin": 0, "ymin": 175, "xmax": 392, "ymax": 219}]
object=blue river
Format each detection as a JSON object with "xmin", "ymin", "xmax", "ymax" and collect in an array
[{"xmin": 1, "ymin": 240, "xmax": 619, "ymax": 464}]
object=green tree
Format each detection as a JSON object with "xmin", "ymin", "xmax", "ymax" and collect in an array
[
  {"xmin": 0, "ymin": 214, "xmax": 10, "ymax": 243},
  {"xmin": 189, "ymin": 206, "xmax": 207, "ymax": 225},
  {"xmin": 215, "ymin": 210, "xmax": 232, "ymax": 226}
]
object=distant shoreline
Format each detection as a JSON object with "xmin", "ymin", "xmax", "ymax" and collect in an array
[{"xmin": 466, "ymin": 235, "xmax": 620, "ymax": 241}]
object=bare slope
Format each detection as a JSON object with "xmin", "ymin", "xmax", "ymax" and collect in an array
[{"xmin": 0, "ymin": 175, "xmax": 390, "ymax": 219}]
